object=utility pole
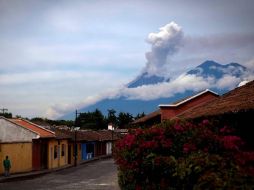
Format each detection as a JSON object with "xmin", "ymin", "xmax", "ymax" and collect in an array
[
  {"xmin": 0, "ymin": 108, "xmax": 8, "ymax": 114},
  {"xmin": 74, "ymin": 110, "xmax": 81, "ymax": 167}
]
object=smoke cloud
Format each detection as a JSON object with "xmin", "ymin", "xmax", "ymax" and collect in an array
[{"xmin": 144, "ymin": 22, "xmax": 184, "ymax": 76}]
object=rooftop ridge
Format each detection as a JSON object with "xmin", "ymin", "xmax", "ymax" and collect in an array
[{"xmin": 159, "ymin": 89, "xmax": 219, "ymax": 108}]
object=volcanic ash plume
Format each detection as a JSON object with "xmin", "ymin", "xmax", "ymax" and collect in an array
[{"xmin": 145, "ymin": 21, "xmax": 184, "ymax": 76}]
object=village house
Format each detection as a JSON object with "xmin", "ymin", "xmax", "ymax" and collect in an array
[
  {"xmin": 132, "ymin": 89, "xmax": 219, "ymax": 127},
  {"xmin": 0, "ymin": 117, "xmax": 120, "ymax": 175},
  {"xmin": 0, "ymin": 117, "xmax": 72, "ymax": 174},
  {"xmin": 52, "ymin": 128, "xmax": 119, "ymax": 165},
  {"xmin": 177, "ymin": 81, "xmax": 254, "ymax": 119},
  {"xmin": 177, "ymin": 80, "xmax": 254, "ymax": 147}
]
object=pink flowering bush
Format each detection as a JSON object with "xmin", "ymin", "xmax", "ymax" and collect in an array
[{"xmin": 113, "ymin": 120, "xmax": 254, "ymax": 190}]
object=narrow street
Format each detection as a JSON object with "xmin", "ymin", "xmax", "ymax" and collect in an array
[{"xmin": 0, "ymin": 158, "xmax": 120, "ymax": 190}]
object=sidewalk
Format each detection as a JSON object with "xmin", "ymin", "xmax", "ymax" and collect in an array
[{"xmin": 0, "ymin": 155, "xmax": 112, "ymax": 183}]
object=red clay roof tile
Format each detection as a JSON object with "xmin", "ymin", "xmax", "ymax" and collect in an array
[
  {"xmin": 178, "ymin": 80, "xmax": 254, "ymax": 119},
  {"xmin": 10, "ymin": 119, "xmax": 55, "ymax": 138}
]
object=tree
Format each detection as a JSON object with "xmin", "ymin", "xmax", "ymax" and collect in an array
[
  {"xmin": 76, "ymin": 109, "xmax": 107, "ymax": 130},
  {"xmin": 107, "ymin": 109, "xmax": 117, "ymax": 126},
  {"xmin": 0, "ymin": 112, "xmax": 12, "ymax": 118},
  {"xmin": 135, "ymin": 112, "xmax": 145, "ymax": 120},
  {"xmin": 30, "ymin": 117, "xmax": 74, "ymax": 127},
  {"xmin": 117, "ymin": 112, "xmax": 133, "ymax": 128}
]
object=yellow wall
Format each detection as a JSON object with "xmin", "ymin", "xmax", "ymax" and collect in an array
[
  {"xmin": 47, "ymin": 139, "xmax": 69, "ymax": 169},
  {"xmin": 0, "ymin": 142, "xmax": 32, "ymax": 174}
]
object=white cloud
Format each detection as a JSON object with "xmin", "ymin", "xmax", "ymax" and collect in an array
[
  {"xmin": 216, "ymin": 75, "xmax": 241, "ymax": 89},
  {"xmin": 46, "ymin": 61, "xmax": 252, "ymax": 119},
  {"xmin": 0, "ymin": 71, "xmax": 82, "ymax": 85},
  {"xmin": 243, "ymin": 58, "xmax": 254, "ymax": 70},
  {"xmin": 121, "ymin": 74, "xmax": 212, "ymax": 100},
  {"xmin": 45, "ymin": 88, "xmax": 121, "ymax": 119}
]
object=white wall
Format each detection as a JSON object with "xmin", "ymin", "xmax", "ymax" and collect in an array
[
  {"xmin": 0, "ymin": 117, "xmax": 37, "ymax": 142},
  {"xmin": 106, "ymin": 142, "xmax": 112, "ymax": 155}
]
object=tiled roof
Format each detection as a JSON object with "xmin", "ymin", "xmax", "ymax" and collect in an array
[
  {"xmin": 132, "ymin": 110, "xmax": 161, "ymax": 124},
  {"xmin": 54, "ymin": 129, "xmax": 119, "ymax": 141},
  {"xmin": 178, "ymin": 80, "xmax": 254, "ymax": 119},
  {"xmin": 10, "ymin": 118, "xmax": 55, "ymax": 138},
  {"xmin": 54, "ymin": 129, "xmax": 72, "ymax": 139},
  {"xmin": 159, "ymin": 89, "xmax": 219, "ymax": 107},
  {"xmin": 78, "ymin": 130, "xmax": 119, "ymax": 141},
  {"xmin": 95, "ymin": 130, "xmax": 119, "ymax": 141},
  {"xmin": 77, "ymin": 130, "xmax": 99, "ymax": 141},
  {"xmin": 132, "ymin": 89, "xmax": 218, "ymax": 124}
]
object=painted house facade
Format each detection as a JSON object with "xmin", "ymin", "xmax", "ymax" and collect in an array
[
  {"xmin": 0, "ymin": 117, "xmax": 38, "ymax": 174},
  {"xmin": 1, "ymin": 117, "xmax": 120, "ymax": 175},
  {"xmin": 77, "ymin": 130, "xmax": 117, "ymax": 161},
  {"xmin": 0, "ymin": 117, "xmax": 71, "ymax": 174}
]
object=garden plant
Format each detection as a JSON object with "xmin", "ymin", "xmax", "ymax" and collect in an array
[{"xmin": 114, "ymin": 119, "xmax": 254, "ymax": 190}]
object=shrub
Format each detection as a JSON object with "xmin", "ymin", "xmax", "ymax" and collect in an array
[{"xmin": 113, "ymin": 120, "xmax": 254, "ymax": 190}]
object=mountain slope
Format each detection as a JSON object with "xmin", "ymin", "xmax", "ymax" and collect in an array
[
  {"xmin": 187, "ymin": 60, "xmax": 246, "ymax": 78},
  {"xmin": 60, "ymin": 60, "xmax": 250, "ymax": 120},
  {"xmin": 127, "ymin": 72, "xmax": 169, "ymax": 88}
]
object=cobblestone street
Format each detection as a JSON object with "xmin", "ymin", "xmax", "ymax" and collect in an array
[{"xmin": 0, "ymin": 158, "xmax": 120, "ymax": 190}]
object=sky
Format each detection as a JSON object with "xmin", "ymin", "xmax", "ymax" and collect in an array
[{"xmin": 0, "ymin": 0, "xmax": 254, "ymax": 119}]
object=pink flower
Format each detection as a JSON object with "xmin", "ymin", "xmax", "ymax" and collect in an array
[
  {"xmin": 161, "ymin": 139, "xmax": 173, "ymax": 148},
  {"xmin": 141, "ymin": 141, "xmax": 158, "ymax": 149},
  {"xmin": 219, "ymin": 126, "xmax": 234, "ymax": 134},
  {"xmin": 135, "ymin": 128, "xmax": 144, "ymax": 136},
  {"xmin": 124, "ymin": 134, "xmax": 136, "ymax": 149},
  {"xmin": 174, "ymin": 124, "xmax": 184, "ymax": 132},
  {"xmin": 222, "ymin": 135, "xmax": 243, "ymax": 150},
  {"xmin": 202, "ymin": 119, "xmax": 209, "ymax": 125},
  {"xmin": 149, "ymin": 127, "xmax": 164, "ymax": 136},
  {"xmin": 183, "ymin": 143, "xmax": 197, "ymax": 153}
]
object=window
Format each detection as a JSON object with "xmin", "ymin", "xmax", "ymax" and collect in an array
[
  {"xmin": 54, "ymin": 145, "xmax": 58, "ymax": 159},
  {"xmin": 61, "ymin": 144, "xmax": 65, "ymax": 157}
]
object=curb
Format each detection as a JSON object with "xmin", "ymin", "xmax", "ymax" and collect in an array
[{"xmin": 0, "ymin": 155, "xmax": 112, "ymax": 183}]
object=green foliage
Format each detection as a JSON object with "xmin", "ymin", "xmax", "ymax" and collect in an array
[
  {"xmin": 76, "ymin": 109, "xmax": 107, "ymax": 130},
  {"xmin": 30, "ymin": 117, "xmax": 74, "ymax": 127},
  {"xmin": 107, "ymin": 109, "xmax": 117, "ymax": 124},
  {"xmin": 135, "ymin": 112, "xmax": 145, "ymax": 120},
  {"xmin": 117, "ymin": 112, "xmax": 133, "ymax": 128},
  {"xmin": 114, "ymin": 119, "xmax": 254, "ymax": 190},
  {"xmin": 0, "ymin": 112, "xmax": 12, "ymax": 118},
  {"xmin": 76, "ymin": 109, "xmax": 140, "ymax": 129},
  {"xmin": 191, "ymin": 109, "xmax": 254, "ymax": 149}
]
